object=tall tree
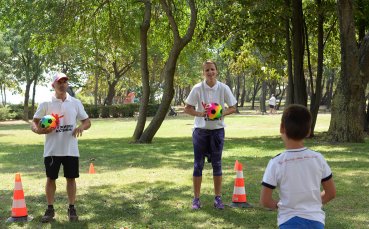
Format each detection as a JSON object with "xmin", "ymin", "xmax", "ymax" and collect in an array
[
  {"xmin": 284, "ymin": 0, "xmax": 294, "ymax": 106},
  {"xmin": 134, "ymin": 0, "xmax": 197, "ymax": 143},
  {"xmin": 305, "ymin": 0, "xmax": 337, "ymax": 137},
  {"xmin": 328, "ymin": 0, "xmax": 369, "ymax": 142},
  {"xmin": 291, "ymin": 0, "xmax": 307, "ymax": 106},
  {"xmin": 133, "ymin": 0, "xmax": 151, "ymax": 141}
]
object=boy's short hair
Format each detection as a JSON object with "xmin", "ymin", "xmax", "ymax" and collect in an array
[{"xmin": 282, "ymin": 104, "xmax": 312, "ymax": 140}]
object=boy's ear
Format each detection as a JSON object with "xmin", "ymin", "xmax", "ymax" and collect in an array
[
  {"xmin": 280, "ymin": 123, "xmax": 285, "ymax": 134},
  {"xmin": 306, "ymin": 128, "xmax": 311, "ymax": 137}
]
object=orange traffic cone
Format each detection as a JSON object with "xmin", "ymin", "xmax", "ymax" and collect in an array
[
  {"xmin": 89, "ymin": 163, "xmax": 95, "ymax": 174},
  {"xmin": 6, "ymin": 173, "xmax": 33, "ymax": 222},
  {"xmin": 230, "ymin": 160, "xmax": 252, "ymax": 208}
]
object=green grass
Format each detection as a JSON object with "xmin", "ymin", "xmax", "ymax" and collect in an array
[{"xmin": 0, "ymin": 113, "xmax": 368, "ymax": 228}]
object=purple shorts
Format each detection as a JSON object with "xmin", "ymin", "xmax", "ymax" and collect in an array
[{"xmin": 192, "ymin": 128, "xmax": 224, "ymax": 176}]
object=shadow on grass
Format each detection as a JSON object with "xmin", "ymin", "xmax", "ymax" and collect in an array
[
  {"xmin": 1, "ymin": 178, "xmax": 356, "ymax": 228},
  {"xmin": 0, "ymin": 122, "xmax": 30, "ymax": 131},
  {"xmin": 0, "ymin": 134, "xmax": 368, "ymax": 228},
  {"xmin": 0, "ymin": 135, "xmax": 367, "ymax": 174},
  {"xmin": 0, "ymin": 181, "xmax": 275, "ymax": 228}
]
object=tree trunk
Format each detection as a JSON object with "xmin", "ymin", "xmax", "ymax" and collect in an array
[
  {"xmin": 0, "ymin": 85, "xmax": 5, "ymax": 105},
  {"xmin": 359, "ymin": 33, "xmax": 369, "ymax": 132},
  {"xmin": 23, "ymin": 79, "xmax": 32, "ymax": 121},
  {"xmin": 31, "ymin": 76, "xmax": 37, "ymax": 116},
  {"xmin": 104, "ymin": 61, "xmax": 133, "ymax": 106},
  {"xmin": 225, "ymin": 67, "xmax": 233, "ymax": 93},
  {"xmin": 309, "ymin": 0, "xmax": 325, "ymax": 137},
  {"xmin": 235, "ymin": 75, "xmax": 240, "ymax": 113},
  {"xmin": 328, "ymin": 0, "xmax": 367, "ymax": 142},
  {"xmin": 260, "ymin": 80, "xmax": 267, "ymax": 114},
  {"xmin": 104, "ymin": 83, "xmax": 116, "ymax": 105},
  {"xmin": 365, "ymin": 97, "xmax": 369, "ymax": 132},
  {"xmin": 285, "ymin": 0, "xmax": 294, "ymax": 106},
  {"xmin": 133, "ymin": 0, "xmax": 151, "ymax": 141},
  {"xmin": 240, "ymin": 75, "xmax": 246, "ymax": 107},
  {"xmin": 278, "ymin": 83, "xmax": 286, "ymax": 110},
  {"xmin": 251, "ymin": 76, "xmax": 261, "ymax": 110},
  {"xmin": 137, "ymin": 0, "xmax": 197, "ymax": 143},
  {"xmin": 322, "ymin": 70, "xmax": 335, "ymax": 109},
  {"xmin": 94, "ymin": 72, "xmax": 99, "ymax": 106},
  {"xmin": 291, "ymin": 0, "xmax": 307, "ymax": 106}
]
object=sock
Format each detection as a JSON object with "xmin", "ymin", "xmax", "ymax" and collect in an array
[
  {"xmin": 69, "ymin": 204, "xmax": 75, "ymax": 209},
  {"xmin": 48, "ymin": 205, "xmax": 54, "ymax": 210}
]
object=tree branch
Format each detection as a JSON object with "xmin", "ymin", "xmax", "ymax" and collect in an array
[{"xmin": 160, "ymin": 0, "xmax": 180, "ymax": 41}]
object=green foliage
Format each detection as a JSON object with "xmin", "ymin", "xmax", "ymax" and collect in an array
[
  {"xmin": 6, "ymin": 104, "xmax": 25, "ymax": 120},
  {"xmin": 0, "ymin": 104, "xmax": 37, "ymax": 120},
  {"xmin": 100, "ymin": 106, "xmax": 110, "ymax": 118},
  {"xmin": 84, "ymin": 105, "xmax": 100, "ymax": 119},
  {"xmin": 0, "ymin": 106, "xmax": 15, "ymax": 121},
  {"xmin": 84, "ymin": 104, "xmax": 159, "ymax": 118}
]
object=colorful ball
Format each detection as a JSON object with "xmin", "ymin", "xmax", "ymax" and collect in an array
[
  {"xmin": 207, "ymin": 103, "xmax": 222, "ymax": 120},
  {"xmin": 40, "ymin": 115, "xmax": 57, "ymax": 129}
]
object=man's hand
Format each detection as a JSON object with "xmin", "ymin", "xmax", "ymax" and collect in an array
[
  {"xmin": 72, "ymin": 126, "xmax": 84, "ymax": 137},
  {"xmin": 31, "ymin": 119, "xmax": 54, "ymax": 134}
]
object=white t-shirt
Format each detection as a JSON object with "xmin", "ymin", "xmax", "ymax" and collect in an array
[
  {"xmin": 33, "ymin": 93, "xmax": 89, "ymax": 157},
  {"xmin": 185, "ymin": 80, "xmax": 237, "ymax": 130},
  {"xmin": 269, "ymin": 96, "xmax": 276, "ymax": 106},
  {"xmin": 261, "ymin": 147, "xmax": 333, "ymax": 226}
]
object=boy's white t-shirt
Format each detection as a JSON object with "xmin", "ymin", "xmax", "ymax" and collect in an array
[
  {"xmin": 33, "ymin": 93, "xmax": 89, "ymax": 157},
  {"xmin": 185, "ymin": 80, "xmax": 237, "ymax": 130},
  {"xmin": 262, "ymin": 147, "xmax": 333, "ymax": 226}
]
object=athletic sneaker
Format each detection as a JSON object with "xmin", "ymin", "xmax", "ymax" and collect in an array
[
  {"xmin": 41, "ymin": 208, "xmax": 55, "ymax": 223},
  {"xmin": 68, "ymin": 207, "xmax": 78, "ymax": 222},
  {"xmin": 192, "ymin": 198, "xmax": 201, "ymax": 210},
  {"xmin": 214, "ymin": 196, "xmax": 224, "ymax": 209}
]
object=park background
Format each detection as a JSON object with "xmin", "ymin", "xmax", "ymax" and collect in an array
[{"xmin": 0, "ymin": 0, "xmax": 369, "ymax": 228}]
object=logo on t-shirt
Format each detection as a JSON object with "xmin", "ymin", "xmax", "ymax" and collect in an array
[{"xmin": 56, "ymin": 125, "xmax": 73, "ymax": 133}]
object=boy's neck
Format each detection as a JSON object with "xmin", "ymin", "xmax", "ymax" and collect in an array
[{"xmin": 284, "ymin": 139, "xmax": 305, "ymax": 150}]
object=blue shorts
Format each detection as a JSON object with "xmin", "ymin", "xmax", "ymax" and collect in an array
[
  {"xmin": 279, "ymin": 216, "xmax": 324, "ymax": 229},
  {"xmin": 192, "ymin": 128, "xmax": 224, "ymax": 177}
]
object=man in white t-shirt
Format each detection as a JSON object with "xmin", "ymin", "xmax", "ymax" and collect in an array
[
  {"xmin": 31, "ymin": 73, "xmax": 91, "ymax": 223},
  {"xmin": 260, "ymin": 104, "xmax": 336, "ymax": 228},
  {"xmin": 184, "ymin": 60, "xmax": 237, "ymax": 210}
]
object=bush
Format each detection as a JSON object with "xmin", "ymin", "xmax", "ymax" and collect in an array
[
  {"xmin": 147, "ymin": 104, "xmax": 160, "ymax": 116},
  {"xmin": 64, "ymin": 103, "xmax": 158, "ymax": 119},
  {"xmin": 0, "ymin": 106, "xmax": 15, "ymax": 121},
  {"xmin": 110, "ymin": 106, "xmax": 120, "ymax": 118},
  {"xmin": 101, "ymin": 106, "xmax": 110, "ymax": 118},
  {"xmin": 7, "ymin": 104, "xmax": 24, "ymax": 120},
  {"xmin": 120, "ymin": 104, "xmax": 139, "ymax": 117},
  {"xmin": 84, "ymin": 105, "xmax": 100, "ymax": 118}
]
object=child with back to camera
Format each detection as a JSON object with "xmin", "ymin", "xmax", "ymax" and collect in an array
[{"xmin": 260, "ymin": 104, "xmax": 336, "ymax": 229}]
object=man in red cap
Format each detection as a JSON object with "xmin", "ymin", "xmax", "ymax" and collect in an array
[{"xmin": 31, "ymin": 72, "xmax": 91, "ymax": 223}]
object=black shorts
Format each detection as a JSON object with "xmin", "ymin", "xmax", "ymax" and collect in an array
[
  {"xmin": 269, "ymin": 105, "xmax": 275, "ymax": 108},
  {"xmin": 44, "ymin": 156, "xmax": 79, "ymax": 180}
]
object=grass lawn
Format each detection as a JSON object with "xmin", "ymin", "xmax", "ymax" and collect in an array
[{"xmin": 0, "ymin": 113, "xmax": 368, "ymax": 229}]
